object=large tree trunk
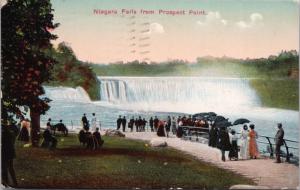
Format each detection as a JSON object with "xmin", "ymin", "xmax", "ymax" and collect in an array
[{"xmin": 30, "ymin": 110, "xmax": 40, "ymax": 147}]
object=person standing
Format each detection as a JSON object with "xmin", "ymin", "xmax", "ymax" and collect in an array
[
  {"xmin": 154, "ymin": 116, "xmax": 159, "ymax": 132},
  {"xmin": 229, "ymin": 130, "xmax": 239, "ymax": 161},
  {"xmin": 149, "ymin": 117, "xmax": 154, "ymax": 132},
  {"xmin": 165, "ymin": 120, "xmax": 170, "ymax": 138},
  {"xmin": 218, "ymin": 126, "xmax": 231, "ymax": 162},
  {"xmin": 93, "ymin": 128, "xmax": 104, "ymax": 149},
  {"xmin": 18, "ymin": 118, "xmax": 29, "ymax": 142},
  {"xmin": 274, "ymin": 123, "xmax": 284, "ymax": 163},
  {"xmin": 167, "ymin": 116, "xmax": 171, "ymax": 133},
  {"xmin": 171, "ymin": 116, "xmax": 177, "ymax": 135},
  {"xmin": 46, "ymin": 118, "xmax": 54, "ymax": 134},
  {"xmin": 117, "ymin": 115, "xmax": 122, "ymax": 130},
  {"xmin": 82, "ymin": 113, "xmax": 89, "ymax": 130},
  {"xmin": 208, "ymin": 125, "xmax": 218, "ymax": 147},
  {"xmin": 248, "ymin": 124, "xmax": 259, "ymax": 159},
  {"xmin": 91, "ymin": 113, "xmax": 97, "ymax": 132},
  {"xmin": 122, "ymin": 116, "xmax": 127, "ymax": 132},
  {"xmin": 138, "ymin": 116, "xmax": 143, "ymax": 132},
  {"xmin": 135, "ymin": 118, "xmax": 139, "ymax": 132},
  {"xmin": 2, "ymin": 120, "xmax": 18, "ymax": 187},
  {"xmin": 239, "ymin": 125, "xmax": 249, "ymax": 160},
  {"xmin": 129, "ymin": 117, "xmax": 134, "ymax": 132},
  {"xmin": 142, "ymin": 118, "xmax": 147, "ymax": 132},
  {"xmin": 157, "ymin": 120, "xmax": 166, "ymax": 137}
]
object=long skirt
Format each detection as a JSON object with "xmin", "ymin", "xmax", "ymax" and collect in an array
[
  {"xmin": 229, "ymin": 141, "xmax": 238, "ymax": 160},
  {"xmin": 240, "ymin": 139, "xmax": 249, "ymax": 160},
  {"xmin": 249, "ymin": 138, "xmax": 259, "ymax": 158},
  {"xmin": 18, "ymin": 127, "xmax": 29, "ymax": 142}
]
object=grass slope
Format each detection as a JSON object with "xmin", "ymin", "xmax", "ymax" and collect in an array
[{"xmin": 15, "ymin": 134, "xmax": 254, "ymax": 189}]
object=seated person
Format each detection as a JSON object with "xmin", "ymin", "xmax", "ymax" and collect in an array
[
  {"xmin": 93, "ymin": 128, "xmax": 104, "ymax": 149},
  {"xmin": 54, "ymin": 120, "xmax": 68, "ymax": 136},
  {"xmin": 41, "ymin": 126, "xmax": 57, "ymax": 149},
  {"xmin": 78, "ymin": 129, "xmax": 87, "ymax": 146},
  {"xmin": 86, "ymin": 130, "xmax": 95, "ymax": 150}
]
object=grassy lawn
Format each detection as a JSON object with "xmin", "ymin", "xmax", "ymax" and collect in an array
[{"xmin": 14, "ymin": 134, "xmax": 254, "ymax": 189}]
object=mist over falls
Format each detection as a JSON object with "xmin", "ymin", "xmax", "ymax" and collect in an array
[{"xmin": 97, "ymin": 76, "xmax": 261, "ymax": 112}]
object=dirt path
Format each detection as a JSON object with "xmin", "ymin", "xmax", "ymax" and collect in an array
[{"xmin": 124, "ymin": 132, "xmax": 299, "ymax": 189}]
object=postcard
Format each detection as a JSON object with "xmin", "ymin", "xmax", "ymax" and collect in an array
[{"xmin": 1, "ymin": 0, "xmax": 299, "ymax": 189}]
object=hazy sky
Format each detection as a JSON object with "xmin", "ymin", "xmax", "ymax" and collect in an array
[{"xmin": 51, "ymin": 0, "xmax": 299, "ymax": 63}]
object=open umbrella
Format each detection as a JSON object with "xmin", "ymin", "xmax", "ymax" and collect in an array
[
  {"xmin": 233, "ymin": 118, "xmax": 250, "ymax": 125},
  {"xmin": 212, "ymin": 115, "xmax": 227, "ymax": 123},
  {"xmin": 207, "ymin": 112, "xmax": 217, "ymax": 116},
  {"xmin": 215, "ymin": 120, "xmax": 232, "ymax": 128}
]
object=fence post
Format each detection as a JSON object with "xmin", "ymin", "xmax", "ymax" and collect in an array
[
  {"xmin": 71, "ymin": 120, "xmax": 73, "ymax": 130},
  {"xmin": 283, "ymin": 140, "xmax": 290, "ymax": 162},
  {"xmin": 265, "ymin": 137, "xmax": 274, "ymax": 158}
]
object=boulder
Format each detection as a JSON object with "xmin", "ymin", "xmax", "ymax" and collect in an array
[
  {"xmin": 105, "ymin": 129, "xmax": 125, "ymax": 137},
  {"xmin": 150, "ymin": 138, "xmax": 168, "ymax": 147}
]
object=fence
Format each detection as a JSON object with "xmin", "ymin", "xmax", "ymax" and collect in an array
[{"xmin": 179, "ymin": 126, "xmax": 299, "ymax": 163}]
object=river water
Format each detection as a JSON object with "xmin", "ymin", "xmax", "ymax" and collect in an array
[{"xmin": 42, "ymin": 76, "xmax": 299, "ymax": 155}]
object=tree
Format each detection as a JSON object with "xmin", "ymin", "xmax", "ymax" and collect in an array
[{"xmin": 1, "ymin": 0, "xmax": 59, "ymax": 146}]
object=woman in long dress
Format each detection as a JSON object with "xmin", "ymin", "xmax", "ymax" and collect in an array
[
  {"xmin": 248, "ymin": 124, "xmax": 259, "ymax": 159},
  {"xmin": 18, "ymin": 120, "xmax": 29, "ymax": 142},
  {"xmin": 239, "ymin": 125, "xmax": 249, "ymax": 160}
]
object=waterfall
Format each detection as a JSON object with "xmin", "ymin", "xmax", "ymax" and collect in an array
[
  {"xmin": 97, "ymin": 77, "xmax": 261, "ymax": 112},
  {"xmin": 43, "ymin": 86, "xmax": 91, "ymax": 103}
]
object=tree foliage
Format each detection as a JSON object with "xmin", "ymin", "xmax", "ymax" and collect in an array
[
  {"xmin": 1, "ymin": 0, "xmax": 59, "ymax": 118},
  {"xmin": 47, "ymin": 42, "xmax": 100, "ymax": 100}
]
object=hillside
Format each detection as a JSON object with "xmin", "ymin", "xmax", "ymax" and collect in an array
[{"xmin": 45, "ymin": 43, "xmax": 100, "ymax": 100}]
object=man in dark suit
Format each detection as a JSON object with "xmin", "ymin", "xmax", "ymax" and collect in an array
[
  {"xmin": 117, "ymin": 115, "xmax": 122, "ymax": 130},
  {"xmin": 121, "ymin": 116, "xmax": 127, "ymax": 132},
  {"xmin": 2, "ymin": 120, "xmax": 18, "ymax": 187},
  {"xmin": 149, "ymin": 117, "xmax": 154, "ymax": 132},
  {"xmin": 82, "ymin": 113, "xmax": 89, "ymax": 130},
  {"xmin": 275, "ymin": 123, "xmax": 284, "ymax": 163}
]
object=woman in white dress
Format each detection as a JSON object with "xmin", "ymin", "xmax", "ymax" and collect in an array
[
  {"xmin": 91, "ymin": 113, "xmax": 97, "ymax": 132},
  {"xmin": 239, "ymin": 125, "xmax": 249, "ymax": 160}
]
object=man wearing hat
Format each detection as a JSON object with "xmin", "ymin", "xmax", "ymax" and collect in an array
[{"xmin": 275, "ymin": 123, "xmax": 284, "ymax": 163}]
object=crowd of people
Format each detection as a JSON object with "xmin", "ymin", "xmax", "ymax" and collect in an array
[
  {"xmin": 116, "ymin": 115, "xmax": 209, "ymax": 134},
  {"xmin": 209, "ymin": 123, "xmax": 285, "ymax": 163},
  {"xmin": 79, "ymin": 113, "xmax": 104, "ymax": 150},
  {"xmin": 116, "ymin": 115, "xmax": 286, "ymax": 163}
]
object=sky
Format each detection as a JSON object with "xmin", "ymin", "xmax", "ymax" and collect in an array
[{"xmin": 50, "ymin": 0, "xmax": 299, "ymax": 63}]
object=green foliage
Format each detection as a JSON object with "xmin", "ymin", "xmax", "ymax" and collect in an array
[
  {"xmin": 1, "ymin": 0, "xmax": 59, "ymax": 117},
  {"xmin": 15, "ymin": 134, "xmax": 253, "ymax": 188},
  {"xmin": 91, "ymin": 60, "xmax": 191, "ymax": 76},
  {"xmin": 250, "ymin": 79, "xmax": 299, "ymax": 110},
  {"xmin": 46, "ymin": 42, "xmax": 100, "ymax": 100}
]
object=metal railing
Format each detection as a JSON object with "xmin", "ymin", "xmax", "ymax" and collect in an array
[{"xmin": 179, "ymin": 126, "xmax": 299, "ymax": 163}]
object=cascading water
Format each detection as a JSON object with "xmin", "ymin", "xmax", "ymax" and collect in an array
[
  {"xmin": 97, "ymin": 76, "xmax": 261, "ymax": 113},
  {"xmin": 43, "ymin": 86, "xmax": 91, "ymax": 103}
]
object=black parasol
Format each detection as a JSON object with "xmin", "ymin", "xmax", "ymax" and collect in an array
[{"xmin": 233, "ymin": 118, "xmax": 250, "ymax": 125}]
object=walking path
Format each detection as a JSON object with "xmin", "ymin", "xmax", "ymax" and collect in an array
[{"xmin": 124, "ymin": 132, "xmax": 299, "ymax": 189}]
